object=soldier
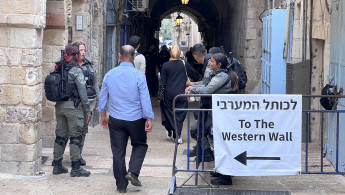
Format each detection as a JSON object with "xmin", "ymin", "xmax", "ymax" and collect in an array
[
  {"xmin": 52, "ymin": 45, "xmax": 92, "ymax": 177},
  {"xmin": 72, "ymin": 41, "xmax": 100, "ymax": 166}
]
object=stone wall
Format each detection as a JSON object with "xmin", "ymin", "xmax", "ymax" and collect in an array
[
  {"xmin": 68, "ymin": 0, "xmax": 104, "ymax": 85},
  {"xmin": 41, "ymin": 0, "xmax": 105, "ymax": 148},
  {"xmin": 41, "ymin": 0, "xmax": 68, "ymax": 147},
  {"xmin": 277, "ymin": 0, "xmax": 332, "ymax": 142},
  {"xmin": 229, "ymin": 0, "xmax": 266, "ymax": 94},
  {"xmin": 0, "ymin": 0, "xmax": 46, "ymax": 175},
  {"xmin": 309, "ymin": 0, "xmax": 332, "ymax": 142}
]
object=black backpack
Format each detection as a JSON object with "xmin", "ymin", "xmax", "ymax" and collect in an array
[
  {"xmin": 219, "ymin": 47, "xmax": 247, "ymax": 90},
  {"xmin": 320, "ymin": 84, "xmax": 335, "ymax": 110},
  {"xmin": 44, "ymin": 51, "xmax": 71, "ymax": 102},
  {"xmin": 227, "ymin": 57, "xmax": 247, "ymax": 90}
]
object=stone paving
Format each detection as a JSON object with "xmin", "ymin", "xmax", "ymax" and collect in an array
[{"xmin": 1, "ymin": 100, "xmax": 345, "ymax": 194}]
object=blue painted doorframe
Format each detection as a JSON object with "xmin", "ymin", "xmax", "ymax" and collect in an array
[
  {"xmin": 261, "ymin": 9, "xmax": 287, "ymax": 94},
  {"xmin": 120, "ymin": 0, "xmax": 131, "ymax": 46},
  {"xmin": 327, "ymin": 0, "xmax": 345, "ymax": 172}
]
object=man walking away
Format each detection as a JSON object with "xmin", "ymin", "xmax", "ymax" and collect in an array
[
  {"xmin": 98, "ymin": 45, "xmax": 154, "ymax": 193},
  {"xmin": 129, "ymin": 35, "xmax": 146, "ymax": 74}
]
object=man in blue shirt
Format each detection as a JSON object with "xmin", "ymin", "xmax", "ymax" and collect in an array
[{"xmin": 98, "ymin": 45, "xmax": 154, "ymax": 193}]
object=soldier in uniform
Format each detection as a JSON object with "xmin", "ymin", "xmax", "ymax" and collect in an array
[
  {"xmin": 72, "ymin": 41, "xmax": 100, "ymax": 166},
  {"xmin": 52, "ymin": 45, "xmax": 92, "ymax": 177}
]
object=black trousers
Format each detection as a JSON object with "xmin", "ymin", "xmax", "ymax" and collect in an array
[{"xmin": 109, "ymin": 116, "xmax": 148, "ymax": 190}]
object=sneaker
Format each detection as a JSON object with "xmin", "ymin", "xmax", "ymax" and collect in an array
[
  {"xmin": 166, "ymin": 131, "xmax": 172, "ymax": 140},
  {"xmin": 178, "ymin": 137, "xmax": 183, "ymax": 144},
  {"xmin": 210, "ymin": 175, "xmax": 232, "ymax": 185}
]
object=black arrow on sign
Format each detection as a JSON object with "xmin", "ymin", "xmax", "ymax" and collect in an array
[{"xmin": 234, "ymin": 151, "xmax": 280, "ymax": 166}]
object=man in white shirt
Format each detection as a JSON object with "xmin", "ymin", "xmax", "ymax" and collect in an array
[{"xmin": 129, "ymin": 36, "xmax": 146, "ymax": 74}]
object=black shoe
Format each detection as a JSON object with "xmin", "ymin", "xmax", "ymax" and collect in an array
[
  {"xmin": 79, "ymin": 157, "xmax": 86, "ymax": 166},
  {"xmin": 188, "ymin": 146, "xmax": 196, "ymax": 157},
  {"xmin": 70, "ymin": 161, "xmax": 91, "ymax": 177},
  {"xmin": 203, "ymin": 154, "xmax": 214, "ymax": 162},
  {"xmin": 117, "ymin": 188, "xmax": 127, "ymax": 193},
  {"xmin": 203, "ymin": 148, "xmax": 214, "ymax": 162},
  {"xmin": 210, "ymin": 171, "xmax": 222, "ymax": 177},
  {"xmin": 125, "ymin": 172, "xmax": 141, "ymax": 186},
  {"xmin": 211, "ymin": 175, "xmax": 232, "ymax": 185},
  {"xmin": 52, "ymin": 159, "xmax": 68, "ymax": 175}
]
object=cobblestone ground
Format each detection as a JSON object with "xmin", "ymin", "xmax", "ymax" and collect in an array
[{"xmin": 1, "ymin": 100, "xmax": 345, "ymax": 194}]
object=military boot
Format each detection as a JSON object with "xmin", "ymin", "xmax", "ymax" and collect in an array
[
  {"xmin": 70, "ymin": 161, "xmax": 91, "ymax": 177},
  {"xmin": 79, "ymin": 157, "xmax": 86, "ymax": 166},
  {"xmin": 51, "ymin": 158, "xmax": 63, "ymax": 166},
  {"xmin": 52, "ymin": 158, "xmax": 68, "ymax": 175}
]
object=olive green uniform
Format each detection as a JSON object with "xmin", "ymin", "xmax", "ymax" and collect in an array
[
  {"xmin": 53, "ymin": 65, "xmax": 91, "ymax": 162},
  {"xmin": 80, "ymin": 59, "xmax": 99, "ymax": 153}
]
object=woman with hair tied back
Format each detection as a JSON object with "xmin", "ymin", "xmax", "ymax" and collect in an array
[
  {"xmin": 185, "ymin": 52, "xmax": 238, "ymax": 186},
  {"xmin": 159, "ymin": 46, "xmax": 188, "ymax": 144}
]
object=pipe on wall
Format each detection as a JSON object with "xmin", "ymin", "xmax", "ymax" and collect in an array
[{"xmin": 283, "ymin": 0, "xmax": 291, "ymax": 58}]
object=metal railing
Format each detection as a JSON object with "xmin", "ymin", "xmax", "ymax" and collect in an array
[
  {"xmin": 168, "ymin": 94, "xmax": 345, "ymax": 194},
  {"xmin": 302, "ymin": 95, "xmax": 345, "ymax": 174}
]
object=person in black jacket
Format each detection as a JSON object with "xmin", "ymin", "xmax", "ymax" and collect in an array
[
  {"xmin": 160, "ymin": 46, "xmax": 188, "ymax": 144},
  {"xmin": 159, "ymin": 45, "xmax": 170, "ymax": 72},
  {"xmin": 144, "ymin": 43, "xmax": 159, "ymax": 96}
]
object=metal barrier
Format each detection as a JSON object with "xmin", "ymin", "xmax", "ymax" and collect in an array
[
  {"xmin": 302, "ymin": 95, "xmax": 345, "ymax": 175},
  {"xmin": 168, "ymin": 94, "xmax": 345, "ymax": 194}
]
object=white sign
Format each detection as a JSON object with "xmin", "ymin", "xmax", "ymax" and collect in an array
[
  {"xmin": 212, "ymin": 94, "xmax": 302, "ymax": 176},
  {"xmin": 76, "ymin": 15, "xmax": 83, "ymax": 31}
]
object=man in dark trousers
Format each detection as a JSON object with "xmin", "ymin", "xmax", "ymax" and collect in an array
[{"xmin": 98, "ymin": 45, "xmax": 154, "ymax": 193}]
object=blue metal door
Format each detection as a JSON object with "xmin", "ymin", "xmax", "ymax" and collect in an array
[
  {"xmin": 261, "ymin": 9, "xmax": 287, "ymax": 94},
  {"xmin": 327, "ymin": 0, "xmax": 345, "ymax": 172}
]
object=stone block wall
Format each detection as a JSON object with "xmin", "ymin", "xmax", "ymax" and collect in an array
[
  {"xmin": 0, "ymin": 0, "xmax": 46, "ymax": 175},
  {"xmin": 68, "ymin": 0, "xmax": 105, "ymax": 86},
  {"xmin": 276, "ymin": 0, "xmax": 332, "ymax": 143},
  {"xmin": 228, "ymin": 0, "xmax": 265, "ymax": 94},
  {"xmin": 41, "ymin": 0, "xmax": 68, "ymax": 147}
]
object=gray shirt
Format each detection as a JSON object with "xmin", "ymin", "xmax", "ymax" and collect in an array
[
  {"xmin": 68, "ymin": 67, "xmax": 91, "ymax": 114},
  {"xmin": 80, "ymin": 59, "xmax": 100, "ymax": 109},
  {"xmin": 190, "ymin": 71, "xmax": 231, "ymax": 94}
]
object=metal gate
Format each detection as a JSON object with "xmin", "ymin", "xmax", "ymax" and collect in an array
[
  {"xmin": 327, "ymin": 0, "xmax": 345, "ymax": 172},
  {"xmin": 169, "ymin": 94, "xmax": 345, "ymax": 194},
  {"xmin": 261, "ymin": 9, "xmax": 287, "ymax": 94}
]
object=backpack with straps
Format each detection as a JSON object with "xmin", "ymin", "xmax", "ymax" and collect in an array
[
  {"xmin": 44, "ymin": 50, "xmax": 76, "ymax": 102},
  {"xmin": 229, "ymin": 58, "xmax": 247, "ymax": 90},
  {"xmin": 219, "ymin": 47, "xmax": 247, "ymax": 90}
]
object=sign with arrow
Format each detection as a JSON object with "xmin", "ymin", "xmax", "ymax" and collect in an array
[
  {"xmin": 212, "ymin": 94, "xmax": 302, "ymax": 176},
  {"xmin": 234, "ymin": 151, "xmax": 280, "ymax": 166}
]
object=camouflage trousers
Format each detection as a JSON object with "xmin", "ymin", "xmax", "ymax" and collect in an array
[{"xmin": 53, "ymin": 101, "xmax": 84, "ymax": 162}]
